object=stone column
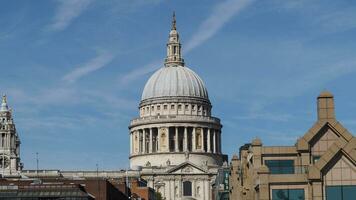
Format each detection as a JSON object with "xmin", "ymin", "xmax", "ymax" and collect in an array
[
  {"xmin": 129, "ymin": 132, "xmax": 133, "ymax": 154},
  {"xmin": 192, "ymin": 179, "xmax": 196, "ymax": 197},
  {"xmin": 157, "ymin": 128, "xmax": 161, "ymax": 152},
  {"xmin": 216, "ymin": 130, "xmax": 219, "ymax": 153},
  {"xmin": 133, "ymin": 131, "xmax": 137, "ymax": 154},
  {"xmin": 207, "ymin": 128, "xmax": 211, "ymax": 153},
  {"xmin": 142, "ymin": 129, "xmax": 146, "ymax": 153},
  {"xmin": 149, "ymin": 128, "xmax": 153, "ymax": 153},
  {"xmin": 166, "ymin": 127, "xmax": 170, "ymax": 152},
  {"xmin": 184, "ymin": 127, "xmax": 188, "ymax": 151},
  {"xmin": 192, "ymin": 127, "xmax": 196, "ymax": 152},
  {"xmin": 203, "ymin": 179, "xmax": 206, "ymax": 199},
  {"xmin": 175, "ymin": 127, "xmax": 179, "ymax": 152},
  {"xmin": 201, "ymin": 128, "xmax": 205, "ymax": 152},
  {"xmin": 213, "ymin": 130, "xmax": 216, "ymax": 153},
  {"xmin": 205, "ymin": 180, "xmax": 210, "ymax": 200},
  {"xmin": 218, "ymin": 131, "xmax": 221, "ymax": 153}
]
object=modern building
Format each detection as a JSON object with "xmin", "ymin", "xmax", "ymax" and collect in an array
[
  {"xmin": 229, "ymin": 91, "xmax": 356, "ymax": 200},
  {"xmin": 212, "ymin": 166, "xmax": 230, "ymax": 200},
  {"xmin": 129, "ymin": 13, "xmax": 228, "ymax": 200},
  {"xmin": 0, "ymin": 95, "xmax": 22, "ymax": 177}
]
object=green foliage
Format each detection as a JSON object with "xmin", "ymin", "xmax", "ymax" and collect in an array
[{"xmin": 154, "ymin": 191, "xmax": 164, "ymax": 200}]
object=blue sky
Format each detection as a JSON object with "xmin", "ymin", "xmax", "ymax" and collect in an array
[{"xmin": 1, "ymin": 0, "xmax": 356, "ymax": 170}]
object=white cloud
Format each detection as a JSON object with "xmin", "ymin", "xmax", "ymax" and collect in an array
[
  {"xmin": 185, "ymin": 0, "xmax": 254, "ymax": 52},
  {"xmin": 234, "ymin": 112, "xmax": 293, "ymax": 122},
  {"xmin": 119, "ymin": 60, "xmax": 161, "ymax": 85},
  {"xmin": 48, "ymin": 0, "xmax": 93, "ymax": 31},
  {"xmin": 62, "ymin": 51, "xmax": 114, "ymax": 83},
  {"xmin": 315, "ymin": 8, "xmax": 356, "ymax": 33}
]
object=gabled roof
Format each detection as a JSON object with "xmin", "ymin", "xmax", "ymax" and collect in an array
[
  {"xmin": 166, "ymin": 161, "xmax": 208, "ymax": 174},
  {"xmin": 308, "ymin": 137, "xmax": 356, "ymax": 180},
  {"xmin": 296, "ymin": 119, "xmax": 353, "ymax": 151}
]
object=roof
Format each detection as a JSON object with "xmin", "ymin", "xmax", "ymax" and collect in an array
[{"xmin": 141, "ymin": 65, "xmax": 209, "ymax": 101}]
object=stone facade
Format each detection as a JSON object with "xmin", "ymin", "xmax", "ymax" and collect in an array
[
  {"xmin": 229, "ymin": 91, "xmax": 356, "ymax": 200},
  {"xmin": 0, "ymin": 95, "xmax": 22, "ymax": 177}
]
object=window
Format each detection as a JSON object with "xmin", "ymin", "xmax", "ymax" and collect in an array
[
  {"xmin": 151, "ymin": 106, "xmax": 154, "ymax": 111},
  {"xmin": 178, "ymin": 104, "xmax": 182, "ymax": 110},
  {"xmin": 313, "ymin": 155, "xmax": 321, "ymax": 163},
  {"xmin": 272, "ymin": 189, "xmax": 304, "ymax": 200},
  {"xmin": 183, "ymin": 181, "xmax": 192, "ymax": 196},
  {"xmin": 192, "ymin": 105, "xmax": 195, "ymax": 110},
  {"xmin": 171, "ymin": 105, "xmax": 175, "ymax": 109},
  {"xmin": 326, "ymin": 185, "xmax": 356, "ymax": 200},
  {"xmin": 164, "ymin": 105, "xmax": 167, "ymax": 110},
  {"xmin": 185, "ymin": 105, "xmax": 189, "ymax": 110},
  {"xmin": 265, "ymin": 160, "xmax": 294, "ymax": 174},
  {"xmin": 157, "ymin": 105, "xmax": 161, "ymax": 110}
]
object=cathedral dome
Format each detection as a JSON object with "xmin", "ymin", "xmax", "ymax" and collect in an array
[{"xmin": 141, "ymin": 65, "xmax": 209, "ymax": 101}]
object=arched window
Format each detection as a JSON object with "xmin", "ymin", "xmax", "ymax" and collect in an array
[{"xmin": 183, "ymin": 181, "xmax": 192, "ymax": 196}]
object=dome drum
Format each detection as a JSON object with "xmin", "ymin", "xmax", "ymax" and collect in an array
[
  {"xmin": 140, "ymin": 96, "xmax": 211, "ymax": 107},
  {"xmin": 129, "ymin": 116, "xmax": 221, "ymax": 129}
]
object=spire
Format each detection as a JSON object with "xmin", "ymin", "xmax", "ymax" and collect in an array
[
  {"xmin": 1, "ymin": 95, "xmax": 9, "ymax": 112},
  {"xmin": 164, "ymin": 12, "xmax": 184, "ymax": 67},
  {"xmin": 172, "ymin": 11, "xmax": 176, "ymax": 30}
]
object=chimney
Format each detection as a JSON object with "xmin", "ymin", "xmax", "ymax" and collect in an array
[{"xmin": 317, "ymin": 91, "xmax": 335, "ymax": 120}]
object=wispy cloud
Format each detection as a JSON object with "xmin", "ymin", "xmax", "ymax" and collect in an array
[
  {"xmin": 315, "ymin": 8, "xmax": 356, "ymax": 33},
  {"xmin": 119, "ymin": 60, "xmax": 161, "ymax": 85},
  {"xmin": 62, "ymin": 51, "xmax": 114, "ymax": 83},
  {"xmin": 47, "ymin": 0, "xmax": 93, "ymax": 31},
  {"xmin": 119, "ymin": 0, "xmax": 254, "ymax": 85},
  {"xmin": 234, "ymin": 112, "xmax": 293, "ymax": 122},
  {"xmin": 185, "ymin": 0, "xmax": 254, "ymax": 52},
  {"xmin": 265, "ymin": 59, "xmax": 356, "ymax": 99}
]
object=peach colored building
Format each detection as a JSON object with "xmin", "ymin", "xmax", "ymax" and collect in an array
[{"xmin": 229, "ymin": 92, "xmax": 356, "ymax": 200}]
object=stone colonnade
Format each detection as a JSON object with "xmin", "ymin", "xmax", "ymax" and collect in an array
[{"xmin": 130, "ymin": 126, "xmax": 221, "ymax": 155}]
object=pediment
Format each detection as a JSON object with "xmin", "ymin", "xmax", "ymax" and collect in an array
[
  {"xmin": 308, "ymin": 138, "xmax": 356, "ymax": 180},
  {"xmin": 166, "ymin": 162, "xmax": 207, "ymax": 174},
  {"xmin": 297, "ymin": 120, "xmax": 353, "ymax": 151}
]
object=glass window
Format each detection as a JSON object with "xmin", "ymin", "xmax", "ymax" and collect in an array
[
  {"xmin": 313, "ymin": 156, "xmax": 321, "ymax": 163},
  {"xmin": 272, "ymin": 189, "xmax": 304, "ymax": 200},
  {"xmin": 164, "ymin": 105, "xmax": 167, "ymax": 110},
  {"xmin": 185, "ymin": 105, "xmax": 189, "ymax": 110},
  {"xmin": 157, "ymin": 105, "xmax": 160, "ymax": 110},
  {"xmin": 343, "ymin": 185, "xmax": 356, "ymax": 200},
  {"xmin": 178, "ymin": 105, "xmax": 182, "ymax": 110},
  {"xmin": 183, "ymin": 181, "xmax": 192, "ymax": 196},
  {"xmin": 265, "ymin": 160, "xmax": 294, "ymax": 174},
  {"xmin": 326, "ymin": 185, "xmax": 356, "ymax": 200},
  {"xmin": 171, "ymin": 105, "xmax": 175, "ymax": 109}
]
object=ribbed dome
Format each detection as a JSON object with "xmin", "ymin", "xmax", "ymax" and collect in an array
[{"xmin": 141, "ymin": 65, "xmax": 209, "ymax": 101}]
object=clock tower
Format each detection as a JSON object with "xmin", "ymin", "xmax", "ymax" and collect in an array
[{"xmin": 0, "ymin": 95, "xmax": 22, "ymax": 177}]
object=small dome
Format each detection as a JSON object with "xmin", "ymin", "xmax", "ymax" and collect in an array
[{"xmin": 141, "ymin": 65, "xmax": 209, "ymax": 101}]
